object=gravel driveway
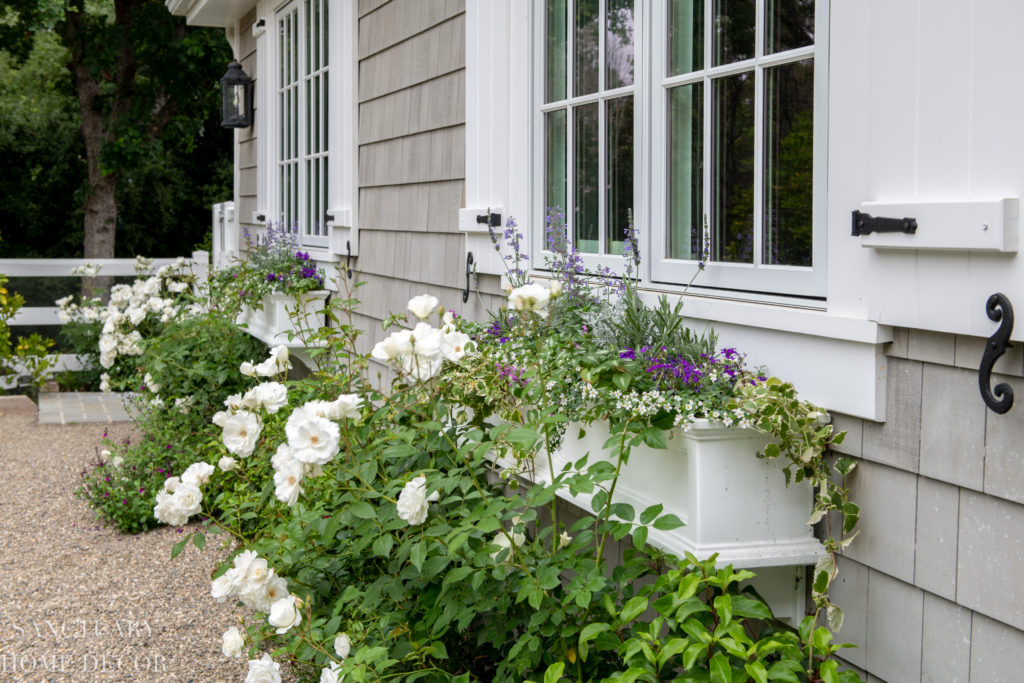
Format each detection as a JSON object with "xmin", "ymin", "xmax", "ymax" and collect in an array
[{"xmin": 0, "ymin": 407, "xmax": 251, "ymax": 682}]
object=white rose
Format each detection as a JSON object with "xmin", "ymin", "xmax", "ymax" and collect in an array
[
  {"xmin": 253, "ymin": 382, "xmax": 288, "ymax": 414},
  {"xmin": 254, "ymin": 358, "xmax": 279, "ymax": 377},
  {"xmin": 240, "ymin": 387, "xmax": 261, "ymax": 411},
  {"xmin": 396, "ymin": 475, "xmax": 438, "ymax": 526},
  {"xmin": 224, "ymin": 393, "xmax": 244, "ymax": 410},
  {"xmin": 407, "ymin": 293, "xmax": 440, "ymax": 320},
  {"xmin": 559, "ymin": 531, "xmax": 572, "ymax": 548},
  {"xmin": 441, "ymin": 330, "xmax": 472, "ymax": 363},
  {"xmin": 410, "ymin": 322, "xmax": 442, "ymax": 359},
  {"xmin": 218, "ymin": 456, "xmax": 237, "ymax": 472},
  {"xmin": 212, "ymin": 410, "xmax": 230, "ymax": 427},
  {"xmin": 181, "ymin": 462, "xmax": 215, "ymax": 486},
  {"xmin": 268, "ymin": 596, "xmax": 302, "ymax": 634},
  {"xmin": 508, "ymin": 283, "xmax": 552, "ymax": 313},
  {"xmin": 173, "ymin": 482, "xmax": 203, "ymax": 520},
  {"xmin": 326, "ymin": 394, "xmax": 363, "ymax": 420},
  {"xmin": 334, "ymin": 633, "xmax": 352, "ymax": 659},
  {"xmin": 222, "ymin": 626, "xmax": 245, "ymax": 658},
  {"xmin": 285, "ymin": 408, "xmax": 340, "ymax": 465},
  {"xmin": 98, "ymin": 334, "xmax": 117, "ymax": 354},
  {"xmin": 143, "ymin": 373, "xmax": 161, "ymax": 393},
  {"xmin": 400, "ymin": 354, "xmax": 443, "ymax": 382},
  {"xmin": 320, "ymin": 662, "xmax": 343, "ymax": 683},
  {"xmin": 490, "ymin": 528, "xmax": 526, "ymax": 562},
  {"xmin": 223, "ymin": 411, "xmax": 261, "ymax": 457},
  {"xmin": 273, "ymin": 457, "xmax": 305, "ymax": 507},
  {"xmin": 268, "ymin": 345, "xmax": 292, "ymax": 373},
  {"xmin": 240, "ymin": 361, "xmax": 257, "ymax": 377},
  {"xmin": 100, "ymin": 449, "xmax": 111, "ymax": 460},
  {"xmin": 245, "ymin": 653, "xmax": 282, "ymax": 683},
  {"xmin": 211, "ymin": 572, "xmax": 236, "ymax": 602}
]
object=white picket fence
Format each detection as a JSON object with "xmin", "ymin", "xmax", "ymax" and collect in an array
[{"xmin": 0, "ymin": 251, "xmax": 210, "ymax": 381}]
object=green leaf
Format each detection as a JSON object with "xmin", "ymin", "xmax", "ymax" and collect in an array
[
  {"xmin": 714, "ymin": 594, "xmax": 732, "ymax": 626},
  {"xmin": 619, "ymin": 596, "xmax": 649, "ymax": 624},
  {"xmin": 709, "ymin": 652, "xmax": 732, "ymax": 683},
  {"xmin": 657, "ymin": 637, "xmax": 689, "ymax": 667},
  {"xmin": 730, "ymin": 595, "xmax": 772, "ymax": 620},
  {"xmin": 640, "ymin": 503, "xmax": 664, "ymax": 525},
  {"xmin": 653, "ymin": 514, "xmax": 684, "ymax": 531},
  {"xmin": 578, "ymin": 623, "xmax": 610, "ymax": 662},
  {"xmin": 410, "ymin": 541, "xmax": 426, "ymax": 572},
  {"xmin": 631, "ymin": 526, "xmax": 648, "ymax": 549},
  {"xmin": 170, "ymin": 535, "xmax": 189, "ymax": 559},
  {"xmin": 745, "ymin": 661, "xmax": 768, "ymax": 683},
  {"xmin": 372, "ymin": 534, "xmax": 394, "ymax": 557},
  {"xmin": 641, "ymin": 427, "xmax": 667, "ymax": 450},
  {"xmin": 612, "ymin": 372, "xmax": 632, "ymax": 391},
  {"xmin": 506, "ymin": 427, "xmax": 541, "ymax": 450},
  {"xmin": 543, "ymin": 661, "xmax": 565, "ymax": 683},
  {"xmin": 349, "ymin": 501, "xmax": 377, "ymax": 519},
  {"xmin": 609, "ymin": 502, "xmax": 636, "ymax": 522},
  {"xmin": 191, "ymin": 532, "xmax": 205, "ymax": 551},
  {"xmin": 819, "ymin": 660, "xmax": 839, "ymax": 683}
]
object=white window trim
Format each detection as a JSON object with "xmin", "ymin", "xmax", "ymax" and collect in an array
[
  {"xmin": 254, "ymin": 0, "xmax": 357, "ymax": 260},
  {"xmin": 648, "ymin": 0, "xmax": 829, "ymax": 297}
]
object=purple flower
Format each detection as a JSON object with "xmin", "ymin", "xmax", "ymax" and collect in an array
[{"xmin": 266, "ymin": 273, "xmax": 276, "ymax": 282}]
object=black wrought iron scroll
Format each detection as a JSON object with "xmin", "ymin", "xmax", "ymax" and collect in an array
[
  {"xmin": 979, "ymin": 293, "xmax": 1014, "ymax": 414},
  {"xmin": 462, "ymin": 252, "xmax": 474, "ymax": 304},
  {"xmin": 344, "ymin": 240, "xmax": 353, "ymax": 279}
]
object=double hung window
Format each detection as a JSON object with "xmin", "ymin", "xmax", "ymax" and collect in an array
[
  {"xmin": 539, "ymin": 0, "xmax": 824, "ymax": 297},
  {"xmin": 277, "ymin": 0, "xmax": 330, "ymax": 247}
]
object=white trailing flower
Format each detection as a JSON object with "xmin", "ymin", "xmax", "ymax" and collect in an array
[
  {"xmin": 222, "ymin": 626, "xmax": 245, "ymax": 658},
  {"xmin": 407, "ymin": 293, "xmax": 440, "ymax": 321},
  {"xmin": 212, "ymin": 410, "xmax": 230, "ymax": 428},
  {"xmin": 441, "ymin": 330, "xmax": 472, "ymax": 362},
  {"xmin": 255, "ymin": 345, "xmax": 293, "ymax": 377},
  {"xmin": 245, "ymin": 654, "xmax": 282, "ymax": 683},
  {"xmin": 152, "ymin": 481, "xmax": 202, "ymax": 527},
  {"xmin": 99, "ymin": 373, "xmax": 111, "ymax": 393},
  {"xmin": 218, "ymin": 456, "xmax": 238, "ymax": 472},
  {"xmin": 396, "ymin": 475, "xmax": 440, "ymax": 526},
  {"xmin": 143, "ymin": 372, "xmax": 161, "ymax": 393},
  {"xmin": 222, "ymin": 411, "xmax": 261, "ymax": 457},
  {"xmin": 240, "ymin": 361, "xmax": 257, "ymax": 377},
  {"xmin": 268, "ymin": 596, "xmax": 302, "ymax": 634}
]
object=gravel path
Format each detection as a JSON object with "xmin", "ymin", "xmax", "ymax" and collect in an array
[{"xmin": 0, "ymin": 411, "xmax": 253, "ymax": 682}]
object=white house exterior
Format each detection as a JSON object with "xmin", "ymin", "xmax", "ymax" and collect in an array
[{"xmin": 168, "ymin": 1, "xmax": 1024, "ymax": 679}]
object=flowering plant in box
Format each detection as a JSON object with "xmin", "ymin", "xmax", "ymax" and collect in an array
[{"xmin": 211, "ymin": 222, "xmax": 326, "ymax": 314}]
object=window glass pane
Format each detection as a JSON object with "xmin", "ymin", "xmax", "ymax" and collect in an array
[
  {"xmin": 314, "ymin": 0, "xmax": 320, "ymax": 71},
  {"xmin": 306, "ymin": 79, "xmax": 311, "ymax": 157},
  {"xmin": 304, "ymin": 0, "xmax": 310, "ymax": 75},
  {"xmin": 545, "ymin": 110, "xmax": 567, "ymax": 219},
  {"xmin": 323, "ymin": 71, "xmax": 329, "ymax": 149},
  {"xmin": 712, "ymin": 72, "xmax": 754, "ymax": 263},
  {"xmin": 574, "ymin": 0, "xmax": 599, "ymax": 96},
  {"xmin": 323, "ymin": 0, "xmax": 329, "ymax": 66},
  {"xmin": 306, "ymin": 159, "xmax": 312, "ymax": 235},
  {"xmin": 605, "ymin": 0, "xmax": 634, "ymax": 89},
  {"xmin": 668, "ymin": 0, "xmax": 703, "ymax": 75},
  {"xmin": 765, "ymin": 0, "xmax": 814, "ymax": 54},
  {"xmin": 712, "ymin": 0, "xmax": 755, "ymax": 66},
  {"xmin": 574, "ymin": 103, "xmax": 599, "ymax": 253},
  {"xmin": 668, "ymin": 83, "xmax": 703, "ymax": 260},
  {"xmin": 606, "ymin": 96, "xmax": 633, "ymax": 255},
  {"xmin": 764, "ymin": 58, "xmax": 813, "ymax": 266},
  {"xmin": 546, "ymin": 0, "xmax": 567, "ymax": 102}
]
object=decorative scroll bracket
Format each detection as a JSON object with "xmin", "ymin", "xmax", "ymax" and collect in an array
[
  {"xmin": 980, "ymin": 293, "xmax": 1014, "ymax": 414},
  {"xmin": 462, "ymin": 251, "xmax": 475, "ymax": 303},
  {"xmin": 344, "ymin": 240, "xmax": 353, "ymax": 279},
  {"xmin": 851, "ymin": 210, "xmax": 917, "ymax": 236}
]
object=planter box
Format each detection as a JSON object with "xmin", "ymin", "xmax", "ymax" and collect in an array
[
  {"xmin": 509, "ymin": 419, "xmax": 824, "ymax": 569},
  {"xmin": 237, "ymin": 290, "xmax": 329, "ymax": 348}
]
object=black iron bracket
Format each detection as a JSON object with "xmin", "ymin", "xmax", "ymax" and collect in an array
[
  {"xmin": 851, "ymin": 210, "xmax": 917, "ymax": 236},
  {"xmin": 344, "ymin": 240, "xmax": 353, "ymax": 279},
  {"xmin": 462, "ymin": 252, "xmax": 474, "ymax": 303},
  {"xmin": 980, "ymin": 293, "xmax": 1014, "ymax": 414},
  {"xmin": 476, "ymin": 212, "xmax": 502, "ymax": 228}
]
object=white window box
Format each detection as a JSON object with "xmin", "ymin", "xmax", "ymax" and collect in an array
[
  {"xmin": 237, "ymin": 290, "xmax": 329, "ymax": 349},
  {"xmin": 501, "ymin": 418, "xmax": 824, "ymax": 570}
]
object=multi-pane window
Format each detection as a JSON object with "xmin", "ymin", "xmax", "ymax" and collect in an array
[
  {"xmin": 543, "ymin": 0, "xmax": 635, "ymax": 256},
  {"xmin": 278, "ymin": 0, "xmax": 329, "ymax": 246},
  {"xmin": 540, "ymin": 0, "xmax": 822, "ymax": 295}
]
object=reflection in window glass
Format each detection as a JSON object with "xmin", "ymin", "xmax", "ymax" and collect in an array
[
  {"xmin": 668, "ymin": 0, "xmax": 703, "ymax": 76},
  {"xmin": 546, "ymin": 0, "xmax": 567, "ymax": 102},
  {"xmin": 574, "ymin": 0, "xmax": 599, "ymax": 96},
  {"xmin": 546, "ymin": 110, "xmax": 567, "ymax": 217},
  {"xmin": 607, "ymin": 96, "xmax": 633, "ymax": 255},
  {"xmin": 712, "ymin": 72, "xmax": 754, "ymax": 263},
  {"xmin": 765, "ymin": 0, "xmax": 814, "ymax": 54},
  {"xmin": 668, "ymin": 83, "xmax": 703, "ymax": 260},
  {"xmin": 605, "ymin": 0, "xmax": 634, "ymax": 89},
  {"xmin": 712, "ymin": 0, "xmax": 755, "ymax": 66},
  {"xmin": 764, "ymin": 59, "xmax": 813, "ymax": 266},
  {"xmin": 574, "ymin": 103, "xmax": 599, "ymax": 253}
]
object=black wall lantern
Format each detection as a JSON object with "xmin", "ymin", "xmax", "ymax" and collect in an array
[{"xmin": 220, "ymin": 61, "xmax": 253, "ymax": 129}]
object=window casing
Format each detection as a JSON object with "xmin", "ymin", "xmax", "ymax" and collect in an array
[
  {"xmin": 537, "ymin": 0, "xmax": 826, "ymax": 297},
  {"xmin": 276, "ymin": 0, "xmax": 329, "ymax": 248}
]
